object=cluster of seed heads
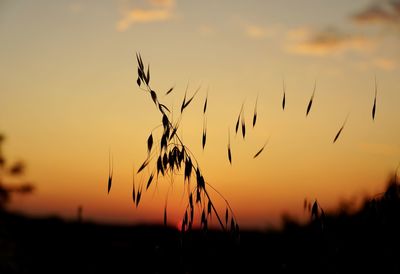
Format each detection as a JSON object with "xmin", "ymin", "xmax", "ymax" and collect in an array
[{"xmin": 108, "ymin": 53, "xmax": 239, "ymax": 236}]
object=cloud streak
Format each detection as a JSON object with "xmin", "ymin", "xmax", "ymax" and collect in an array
[
  {"xmin": 352, "ymin": 0, "xmax": 400, "ymax": 26},
  {"xmin": 285, "ymin": 1, "xmax": 400, "ymax": 57},
  {"xmin": 244, "ymin": 24, "xmax": 276, "ymax": 39},
  {"xmin": 357, "ymin": 57, "xmax": 398, "ymax": 71},
  {"xmin": 149, "ymin": 0, "xmax": 175, "ymax": 8},
  {"xmin": 286, "ymin": 27, "xmax": 374, "ymax": 56},
  {"xmin": 116, "ymin": 0, "xmax": 175, "ymax": 32},
  {"xmin": 373, "ymin": 57, "xmax": 398, "ymax": 70}
]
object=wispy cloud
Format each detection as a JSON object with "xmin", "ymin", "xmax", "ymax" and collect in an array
[
  {"xmin": 117, "ymin": 9, "xmax": 172, "ymax": 32},
  {"xmin": 352, "ymin": 0, "xmax": 400, "ymax": 27},
  {"xmin": 149, "ymin": 0, "xmax": 175, "ymax": 8},
  {"xmin": 358, "ymin": 57, "xmax": 398, "ymax": 71},
  {"xmin": 373, "ymin": 57, "xmax": 398, "ymax": 70},
  {"xmin": 286, "ymin": 27, "xmax": 311, "ymax": 40},
  {"xmin": 286, "ymin": 27, "xmax": 374, "ymax": 56},
  {"xmin": 116, "ymin": 0, "xmax": 175, "ymax": 32},
  {"xmin": 244, "ymin": 24, "xmax": 276, "ymax": 39}
]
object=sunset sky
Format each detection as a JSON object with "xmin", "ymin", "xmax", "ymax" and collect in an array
[{"xmin": 1, "ymin": 0, "xmax": 399, "ymax": 229}]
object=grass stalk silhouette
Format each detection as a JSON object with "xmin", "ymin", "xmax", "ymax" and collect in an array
[{"xmin": 128, "ymin": 53, "xmax": 239, "ymax": 235}]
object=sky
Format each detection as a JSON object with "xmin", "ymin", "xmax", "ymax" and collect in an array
[{"xmin": 1, "ymin": 0, "xmax": 399, "ymax": 229}]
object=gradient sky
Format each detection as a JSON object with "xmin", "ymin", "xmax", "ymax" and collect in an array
[{"xmin": 1, "ymin": 0, "xmax": 399, "ymax": 229}]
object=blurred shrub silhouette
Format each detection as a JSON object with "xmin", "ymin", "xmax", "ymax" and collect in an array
[{"xmin": 0, "ymin": 134, "xmax": 34, "ymax": 209}]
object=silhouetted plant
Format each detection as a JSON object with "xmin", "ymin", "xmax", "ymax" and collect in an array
[
  {"xmin": 0, "ymin": 134, "xmax": 34, "ymax": 209},
  {"xmin": 366, "ymin": 171, "xmax": 400, "ymax": 222},
  {"xmin": 304, "ymin": 198, "xmax": 326, "ymax": 231},
  {"xmin": 111, "ymin": 53, "xmax": 239, "ymax": 236}
]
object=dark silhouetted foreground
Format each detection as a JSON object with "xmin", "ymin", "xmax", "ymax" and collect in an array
[{"xmin": 1, "ymin": 177, "xmax": 400, "ymax": 273}]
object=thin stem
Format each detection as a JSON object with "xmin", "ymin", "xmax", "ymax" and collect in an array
[
  {"xmin": 203, "ymin": 187, "xmax": 226, "ymax": 231},
  {"xmin": 205, "ymin": 181, "xmax": 237, "ymax": 221}
]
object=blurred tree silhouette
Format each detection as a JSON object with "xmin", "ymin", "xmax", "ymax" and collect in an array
[{"xmin": 0, "ymin": 134, "xmax": 34, "ymax": 209}]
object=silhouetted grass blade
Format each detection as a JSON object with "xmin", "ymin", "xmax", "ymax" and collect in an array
[
  {"xmin": 253, "ymin": 148, "xmax": 264, "ymax": 159},
  {"xmin": 145, "ymin": 64, "xmax": 150, "ymax": 85},
  {"xmin": 182, "ymin": 87, "xmax": 199, "ymax": 111},
  {"xmin": 306, "ymin": 98, "xmax": 313, "ymax": 116},
  {"xmin": 147, "ymin": 134, "xmax": 153, "ymax": 153},
  {"xmin": 333, "ymin": 126, "xmax": 344, "ymax": 143},
  {"xmin": 333, "ymin": 114, "xmax": 349, "ymax": 143},
  {"xmin": 170, "ymin": 127, "xmax": 177, "ymax": 139},
  {"xmin": 150, "ymin": 90, "xmax": 157, "ymax": 106},
  {"xmin": 282, "ymin": 92, "xmax": 286, "ymax": 110},
  {"xmin": 137, "ymin": 159, "xmax": 149, "ymax": 173},
  {"xmin": 158, "ymin": 103, "xmax": 170, "ymax": 114},
  {"xmin": 227, "ymin": 128, "xmax": 232, "ymax": 164},
  {"xmin": 202, "ymin": 129, "xmax": 206, "ymax": 150},
  {"xmin": 136, "ymin": 77, "xmax": 141, "ymax": 87},
  {"xmin": 180, "ymin": 89, "xmax": 187, "ymax": 113},
  {"xmin": 235, "ymin": 103, "xmax": 244, "ymax": 135},
  {"xmin": 136, "ymin": 188, "xmax": 141, "ymax": 207},
  {"xmin": 253, "ymin": 95, "xmax": 258, "ymax": 128},
  {"xmin": 196, "ymin": 168, "xmax": 205, "ymax": 189},
  {"xmin": 137, "ymin": 67, "xmax": 144, "ymax": 81},
  {"xmin": 107, "ymin": 152, "xmax": 113, "ymax": 194},
  {"xmin": 241, "ymin": 115, "xmax": 246, "ymax": 139},
  {"xmin": 162, "ymin": 153, "xmax": 168, "ymax": 170},
  {"xmin": 372, "ymin": 76, "xmax": 377, "ymax": 121},
  {"xmin": 253, "ymin": 139, "xmax": 269, "ymax": 159},
  {"xmin": 146, "ymin": 173, "xmax": 154, "ymax": 190},
  {"xmin": 189, "ymin": 193, "xmax": 193, "ymax": 209},
  {"xmin": 196, "ymin": 187, "xmax": 201, "ymax": 204},
  {"xmin": 235, "ymin": 114, "xmax": 240, "ymax": 134},
  {"xmin": 184, "ymin": 158, "xmax": 192, "ymax": 182},
  {"xmin": 165, "ymin": 86, "xmax": 174, "ymax": 95},
  {"xmin": 135, "ymin": 52, "xmax": 140, "ymax": 67},
  {"xmin": 132, "ymin": 168, "xmax": 136, "ymax": 203},
  {"xmin": 282, "ymin": 79, "xmax": 286, "ymax": 110},
  {"xmin": 372, "ymin": 98, "xmax": 376, "ymax": 120},
  {"xmin": 306, "ymin": 81, "xmax": 316, "ymax": 117},
  {"xmin": 202, "ymin": 118, "xmax": 207, "ymax": 150},
  {"xmin": 203, "ymin": 93, "xmax": 208, "ymax": 114},
  {"xmin": 107, "ymin": 175, "xmax": 112, "ymax": 194},
  {"xmin": 136, "ymin": 52, "xmax": 144, "ymax": 70},
  {"xmin": 160, "ymin": 134, "xmax": 167, "ymax": 151},
  {"xmin": 162, "ymin": 114, "xmax": 169, "ymax": 129}
]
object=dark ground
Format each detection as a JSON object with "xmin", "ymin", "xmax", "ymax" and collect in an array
[{"xmin": 1, "ymin": 179, "xmax": 400, "ymax": 274}]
